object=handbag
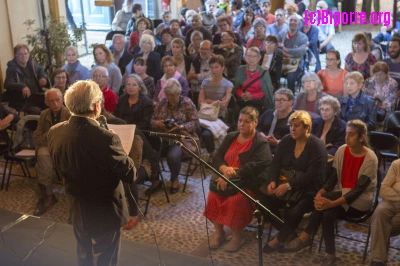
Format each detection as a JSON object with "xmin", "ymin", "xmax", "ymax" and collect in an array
[
  {"xmin": 209, "ymin": 172, "xmax": 244, "ymax": 196},
  {"xmin": 198, "ymin": 101, "xmax": 220, "ymax": 121},
  {"xmin": 259, "ymin": 169, "xmax": 304, "ymax": 204}
]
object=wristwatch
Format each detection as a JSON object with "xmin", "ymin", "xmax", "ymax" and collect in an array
[{"xmin": 286, "ymin": 183, "xmax": 292, "ymax": 191}]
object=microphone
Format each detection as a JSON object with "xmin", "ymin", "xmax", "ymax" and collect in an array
[
  {"xmin": 98, "ymin": 115, "xmax": 109, "ymax": 130},
  {"xmin": 142, "ymin": 130, "xmax": 190, "ymax": 139}
]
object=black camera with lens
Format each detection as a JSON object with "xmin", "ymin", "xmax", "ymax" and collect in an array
[{"xmin": 164, "ymin": 118, "xmax": 182, "ymax": 130}]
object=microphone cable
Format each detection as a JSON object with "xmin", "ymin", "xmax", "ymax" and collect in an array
[
  {"xmin": 189, "ymin": 137, "xmax": 215, "ymax": 266},
  {"xmin": 1, "ymin": 218, "xmax": 56, "ymax": 264},
  {"xmin": 127, "ymin": 184, "xmax": 166, "ymax": 266}
]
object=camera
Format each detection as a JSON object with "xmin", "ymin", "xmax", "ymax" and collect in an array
[{"xmin": 164, "ymin": 118, "xmax": 182, "ymax": 130}]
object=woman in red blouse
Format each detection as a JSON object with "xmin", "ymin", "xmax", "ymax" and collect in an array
[
  {"xmin": 204, "ymin": 107, "xmax": 272, "ymax": 252},
  {"xmin": 128, "ymin": 17, "xmax": 152, "ymax": 53}
]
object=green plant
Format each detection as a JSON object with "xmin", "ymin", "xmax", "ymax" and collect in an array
[{"xmin": 23, "ymin": 16, "xmax": 84, "ymax": 73}]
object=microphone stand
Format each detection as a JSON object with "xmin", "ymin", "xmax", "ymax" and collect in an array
[{"xmin": 171, "ymin": 139, "xmax": 283, "ymax": 266}]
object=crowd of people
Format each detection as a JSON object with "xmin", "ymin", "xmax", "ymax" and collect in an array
[{"xmin": 3, "ymin": 0, "xmax": 400, "ymax": 265}]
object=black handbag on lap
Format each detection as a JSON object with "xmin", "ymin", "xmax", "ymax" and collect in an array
[{"xmin": 209, "ymin": 173, "xmax": 244, "ymax": 196}]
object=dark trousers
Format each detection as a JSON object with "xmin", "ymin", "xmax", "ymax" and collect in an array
[
  {"xmin": 74, "ymin": 227, "xmax": 121, "ymax": 266},
  {"xmin": 320, "ymin": 191, "xmax": 368, "ymax": 254},
  {"xmin": 201, "ymin": 127, "xmax": 215, "ymax": 153},
  {"xmin": 124, "ymin": 167, "xmax": 148, "ymax": 217},
  {"xmin": 342, "ymin": 0, "xmax": 356, "ymax": 13},
  {"xmin": 286, "ymin": 67, "xmax": 303, "ymax": 95},
  {"xmin": 261, "ymin": 192, "xmax": 314, "ymax": 242}
]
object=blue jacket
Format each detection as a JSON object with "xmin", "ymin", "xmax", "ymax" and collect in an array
[
  {"xmin": 340, "ymin": 91, "xmax": 377, "ymax": 131},
  {"xmin": 62, "ymin": 60, "xmax": 90, "ymax": 85},
  {"xmin": 231, "ymin": 10, "xmax": 244, "ymax": 31}
]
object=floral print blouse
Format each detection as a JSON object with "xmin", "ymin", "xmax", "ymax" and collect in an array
[
  {"xmin": 363, "ymin": 76, "xmax": 399, "ymax": 111},
  {"xmin": 345, "ymin": 53, "xmax": 376, "ymax": 80}
]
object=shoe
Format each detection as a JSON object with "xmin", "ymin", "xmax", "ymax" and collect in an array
[
  {"xmin": 209, "ymin": 232, "xmax": 226, "ymax": 249},
  {"xmin": 170, "ymin": 186, "xmax": 179, "ymax": 194},
  {"xmin": 283, "ymin": 237, "xmax": 312, "ymax": 253},
  {"xmin": 262, "ymin": 241, "xmax": 282, "ymax": 254},
  {"xmin": 145, "ymin": 180, "xmax": 162, "ymax": 196},
  {"xmin": 320, "ymin": 254, "xmax": 336, "ymax": 266},
  {"xmin": 224, "ymin": 237, "xmax": 245, "ymax": 252},
  {"xmin": 123, "ymin": 216, "xmax": 139, "ymax": 230},
  {"xmin": 33, "ymin": 195, "xmax": 58, "ymax": 216},
  {"xmin": 370, "ymin": 261, "xmax": 386, "ymax": 266}
]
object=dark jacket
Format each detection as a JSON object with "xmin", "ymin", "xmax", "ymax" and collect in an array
[
  {"xmin": 311, "ymin": 116, "xmax": 346, "ymax": 156},
  {"xmin": 4, "ymin": 58, "xmax": 47, "ymax": 107},
  {"xmin": 117, "ymin": 49, "xmax": 134, "ymax": 76},
  {"xmin": 185, "ymin": 26, "xmax": 213, "ymax": 53},
  {"xmin": 47, "ymin": 116, "xmax": 136, "ymax": 236},
  {"xmin": 0, "ymin": 104, "xmax": 19, "ymax": 143},
  {"xmin": 259, "ymin": 50, "xmax": 283, "ymax": 92},
  {"xmin": 214, "ymin": 131, "xmax": 272, "ymax": 192},
  {"xmin": 213, "ymin": 45, "xmax": 243, "ymax": 81},
  {"xmin": 268, "ymin": 134, "xmax": 327, "ymax": 193},
  {"xmin": 114, "ymin": 93, "xmax": 154, "ymax": 130},
  {"xmin": 340, "ymin": 91, "xmax": 377, "ymax": 131},
  {"xmin": 212, "ymin": 32, "xmax": 242, "ymax": 46}
]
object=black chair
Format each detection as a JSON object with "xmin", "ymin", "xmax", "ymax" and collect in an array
[
  {"xmin": 0, "ymin": 116, "xmax": 39, "ymax": 191},
  {"xmin": 369, "ymin": 131, "xmax": 399, "ymax": 171},
  {"xmin": 317, "ymin": 169, "xmax": 382, "ymax": 264},
  {"xmin": 384, "ymin": 111, "xmax": 400, "ymax": 138}
]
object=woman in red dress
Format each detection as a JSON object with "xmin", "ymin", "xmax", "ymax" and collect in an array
[{"xmin": 204, "ymin": 106, "xmax": 272, "ymax": 252}]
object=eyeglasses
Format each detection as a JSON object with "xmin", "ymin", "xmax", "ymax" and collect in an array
[
  {"xmin": 55, "ymin": 76, "xmax": 67, "ymax": 80},
  {"xmin": 255, "ymin": 26, "xmax": 265, "ymax": 30},
  {"xmin": 222, "ymin": 38, "xmax": 234, "ymax": 41},
  {"xmin": 303, "ymin": 80, "xmax": 316, "ymax": 83},
  {"xmin": 274, "ymin": 98, "xmax": 290, "ymax": 103},
  {"xmin": 218, "ymin": 23, "xmax": 228, "ymax": 28},
  {"xmin": 92, "ymin": 75, "xmax": 107, "ymax": 79},
  {"xmin": 163, "ymin": 64, "xmax": 175, "ymax": 68},
  {"xmin": 316, "ymin": 6, "xmax": 323, "ymax": 9},
  {"xmin": 326, "ymin": 58, "xmax": 337, "ymax": 61}
]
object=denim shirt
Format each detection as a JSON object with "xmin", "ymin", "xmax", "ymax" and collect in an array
[{"xmin": 340, "ymin": 91, "xmax": 377, "ymax": 131}]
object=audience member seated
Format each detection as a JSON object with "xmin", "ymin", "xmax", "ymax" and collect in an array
[
  {"xmin": 374, "ymin": 26, "xmax": 392, "ymax": 56},
  {"xmin": 365, "ymin": 32, "xmax": 384, "ymax": 61},
  {"xmin": 236, "ymin": 7, "xmax": 254, "ymax": 45},
  {"xmin": 315, "ymin": 120, "xmax": 378, "ymax": 265},
  {"xmin": 111, "ymin": 0, "xmax": 133, "ymax": 32},
  {"xmin": 383, "ymin": 38, "xmax": 400, "ymax": 88},
  {"xmin": 92, "ymin": 44, "xmax": 122, "ymax": 95},
  {"xmin": 62, "ymin": 46, "xmax": 90, "ymax": 85},
  {"xmin": 112, "ymin": 34, "xmax": 133, "ymax": 76},
  {"xmin": 246, "ymin": 18, "xmax": 268, "ymax": 52},
  {"xmin": 200, "ymin": 0, "xmax": 218, "ymax": 31},
  {"xmin": 185, "ymin": 14, "xmax": 213, "ymax": 53},
  {"xmin": 370, "ymin": 159, "xmax": 400, "ymax": 266},
  {"xmin": 345, "ymin": 33, "xmax": 377, "ymax": 80},
  {"xmin": 260, "ymin": 35, "xmax": 282, "ymax": 91},
  {"xmin": 312, "ymin": 95, "xmax": 346, "ymax": 157},
  {"xmin": 284, "ymin": 2, "xmax": 303, "ymax": 25},
  {"xmin": 0, "ymin": 104, "xmax": 19, "ymax": 145},
  {"xmin": 51, "ymin": 68, "xmax": 69, "ymax": 94},
  {"xmin": 261, "ymin": 111, "xmax": 327, "ymax": 253},
  {"xmin": 316, "ymin": 1, "xmax": 336, "ymax": 54},
  {"xmin": 363, "ymin": 62, "xmax": 398, "ymax": 114},
  {"xmin": 277, "ymin": 15, "xmax": 308, "ymax": 93},
  {"xmin": 123, "ymin": 128, "xmax": 160, "ymax": 229},
  {"xmin": 213, "ymin": 31, "xmax": 243, "ymax": 81},
  {"xmin": 169, "ymin": 19, "xmax": 185, "ymax": 39},
  {"xmin": 340, "ymin": 72, "xmax": 377, "ymax": 131},
  {"xmin": 33, "ymin": 89, "xmax": 71, "ymax": 216},
  {"xmin": 317, "ymin": 50, "xmax": 349, "ymax": 98},
  {"xmin": 187, "ymin": 40, "xmax": 214, "ymax": 106},
  {"xmin": 156, "ymin": 56, "xmax": 190, "ymax": 102},
  {"xmin": 213, "ymin": 15, "xmax": 242, "ymax": 46},
  {"xmin": 257, "ymin": 88, "xmax": 295, "ymax": 153},
  {"xmin": 125, "ymin": 3, "xmax": 145, "ymax": 37},
  {"xmin": 299, "ymin": 20, "xmax": 321, "ymax": 72},
  {"xmin": 230, "ymin": 0, "xmax": 244, "ymax": 31},
  {"xmin": 155, "ymin": 11, "xmax": 172, "ymax": 41},
  {"xmin": 128, "ymin": 17, "xmax": 152, "ymax": 52},
  {"xmin": 198, "ymin": 55, "xmax": 233, "ymax": 159},
  {"xmin": 4, "ymin": 44, "xmax": 48, "ymax": 114},
  {"xmin": 154, "ymin": 28, "xmax": 173, "ymax": 58},
  {"xmin": 187, "ymin": 31, "xmax": 203, "ymax": 59},
  {"xmin": 267, "ymin": 9, "xmax": 288, "ymax": 36},
  {"xmin": 182, "ymin": 9, "xmax": 196, "ymax": 37},
  {"xmin": 124, "ymin": 57, "xmax": 155, "ymax": 99},
  {"xmin": 295, "ymin": 0, "xmax": 306, "ymax": 15},
  {"xmin": 132, "ymin": 34, "xmax": 162, "ymax": 84},
  {"xmin": 150, "ymin": 78, "xmax": 199, "ymax": 194},
  {"xmin": 171, "ymin": 38, "xmax": 192, "ymax": 78},
  {"xmin": 204, "ymin": 106, "xmax": 272, "ymax": 252},
  {"xmin": 92, "ymin": 66, "xmax": 118, "ymax": 113},
  {"xmin": 114, "ymin": 74, "xmax": 153, "ymax": 130},
  {"xmin": 234, "ymin": 47, "xmax": 274, "ymax": 114},
  {"xmin": 256, "ymin": 0, "xmax": 275, "ymax": 24},
  {"xmin": 293, "ymin": 72, "xmax": 327, "ymax": 115}
]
